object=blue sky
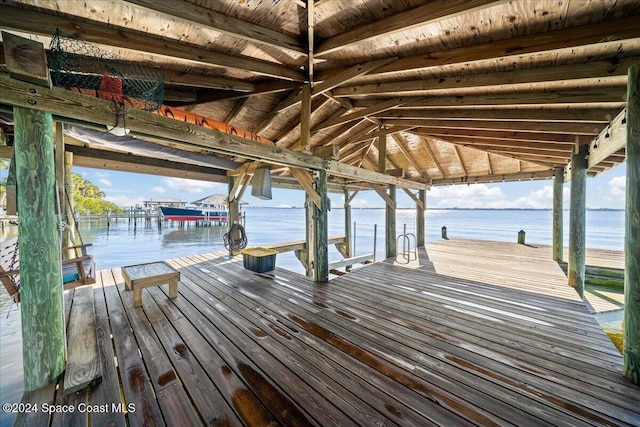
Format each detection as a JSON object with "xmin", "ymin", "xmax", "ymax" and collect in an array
[{"xmin": 71, "ymin": 162, "xmax": 627, "ymax": 210}]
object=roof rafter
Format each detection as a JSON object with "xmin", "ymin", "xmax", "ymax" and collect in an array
[
  {"xmin": 333, "ymin": 58, "xmax": 636, "ymax": 97},
  {"xmin": 315, "ymin": 0, "xmax": 504, "ymax": 56},
  {"xmin": 124, "ymin": 0, "xmax": 304, "ymax": 54},
  {"xmin": 340, "ymin": 13, "xmax": 640, "ymax": 76},
  {"xmin": 0, "ymin": 3, "xmax": 305, "ymax": 81}
]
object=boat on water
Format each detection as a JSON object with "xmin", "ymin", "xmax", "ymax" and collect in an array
[{"xmin": 159, "ymin": 194, "xmax": 229, "ymax": 222}]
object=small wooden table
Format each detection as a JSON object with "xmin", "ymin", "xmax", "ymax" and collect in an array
[{"xmin": 122, "ymin": 261, "xmax": 180, "ymax": 307}]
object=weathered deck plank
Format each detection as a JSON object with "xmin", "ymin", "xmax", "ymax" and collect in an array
[{"xmin": 14, "ymin": 242, "xmax": 639, "ymax": 427}]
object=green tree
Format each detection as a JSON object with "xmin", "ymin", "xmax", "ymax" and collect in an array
[{"xmin": 71, "ymin": 173, "xmax": 124, "ymax": 215}]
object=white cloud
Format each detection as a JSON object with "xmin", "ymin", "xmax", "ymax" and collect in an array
[
  {"xmin": 151, "ymin": 186, "xmax": 166, "ymax": 193},
  {"xmin": 610, "ymin": 176, "xmax": 625, "ymax": 197},
  {"xmin": 162, "ymin": 177, "xmax": 223, "ymax": 195},
  {"xmin": 429, "ymin": 184, "xmax": 505, "ymax": 208},
  {"xmin": 509, "ymin": 185, "xmax": 554, "ymax": 209},
  {"xmin": 105, "ymin": 194, "xmax": 144, "ymax": 208},
  {"xmin": 97, "ymin": 178, "xmax": 112, "ymax": 187}
]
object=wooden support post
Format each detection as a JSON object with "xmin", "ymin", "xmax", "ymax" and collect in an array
[
  {"xmin": 299, "ymin": 83, "xmax": 311, "ymax": 151},
  {"xmin": 314, "ymin": 170, "xmax": 329, "ymax": 283},
  {"xmin": 417, "ymin": 189, "xmax": 426, "ymax": 247},
  {"xmin": 568, "ymin": 144, "xmax": 588, "ymax": 298},
  {"xmin": 552, "ymin": 167, "xmax": 564, "ymax": 262},
  {"xmin": 303, "ymin": 193, "xmax": 314, "ymax": 277},
  {"xmin": 14, "ymin": 106, "xmax": 65, "ymax": 391},
  {"xmin": 341, "ymin": 188, "xmax": 352, "ymax": 259},
  {"xmin": 624, "ymin": 62, "xmax": 640, "ymax": 385},
  {"xmin": 386, "ymin": 185, "xmax": 396, "ymax": 259},
  {"xmin": 62, "ymin": 151, "xmax": 75, "ymax": 257},
  {"xmin": 227, "ymin": 176, "xmax": 240, "ymax": 255}
]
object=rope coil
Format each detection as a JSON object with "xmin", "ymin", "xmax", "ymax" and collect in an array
[{"xmin": 224, "ymin": 223, "xmax": 248, "ymax": 251}]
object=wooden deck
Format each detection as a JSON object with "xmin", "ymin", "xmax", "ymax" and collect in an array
[
  {"xmin": 15, "ymin": 247, "xmax": 640, "ymax": 426},
  {"xmin": 426, "ymin": 238, "xmax": 625, "ymax": 313}
]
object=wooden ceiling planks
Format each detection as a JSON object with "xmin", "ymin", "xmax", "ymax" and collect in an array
[{"xmin": 0, "ymin": 0, "xmax": 634, "ymax": 187}]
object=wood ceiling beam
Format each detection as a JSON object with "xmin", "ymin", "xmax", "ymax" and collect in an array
[
  {"xmin": 315, "ymin": 0, "xmax": 503, "ymax": 56},
  {"xmin": 60, "ymin": 145, "xmax": 228, "ymax": 182},
  {"xmin": 382, "ymin": 119, "xmax": 602, "ymax": 135},
  {"xmin": 334, "ymin": 59, "xmax": 636, "ymax": 97},
  {"xmin": 430, "ymin": 170, "xmax": 555, "ymax": 186},
  {"xmin": 223, "ymin": 98, "xmax": 249, "ymax": 123},
  {"xmin": 0, "ymin": 42, "xmax": 257, "ymax": 92},
  {"xmin": 274, "ymin": 57, "xmax": 395, "ymax": 112},
  {"xmin": 418, "ymin": 137, "xmax": 445, "ymax": 178},
  {"xmin": 189, "ymin": 81, "xmax": 301, "ymax": 105},
  {"xmin": 586, "ymin": 108, "xmax": 627, "ymax": 171},
  {"xmin": 278, "ymin": 95, "xmax": 330, "ymax": 146},
  {"xmin": 406, "ymin": 135, "xmax": 575, "ymax": 152},
  {"xmin": 342, "ymin": 125, "xmax": 416, "ymax": 146},
  {"xmin": 0, "ymin": 3, "xmax": 305, "ymax": 81},
  {"xmin": 374, "ymin": 107, "xmax": 621, "ymax": 123},
  {"xmin": 0, "ymin": 74, "xmax": 424, "ymax": 189},
  {"xmin": 452, "ymin": 145, "xmax": 467, "ymax": 176},
  {"xmin": 443, "ymin": 143, "xmax": 571, "ymax": 159},
  {"xmin": 349, "ymin": 14, "xmax": 640, "ymax": 76},
  {"xmin": 312, "ymin": 97, "xmax": 423, "ymax": 133},
  {"xmin": 390, "ymin": 133, "xmax": 422, "ymax": 174},
  {"xmin": 413, "ymin": 128, "xmax": 590, "ymax": 144},
  {"xmin": 125, "ymin": 0, "xmax": 304, "ymax": 54},
  {"xmin": 351, "ymin": 86, "xmax": 627, "ymax": 109}
]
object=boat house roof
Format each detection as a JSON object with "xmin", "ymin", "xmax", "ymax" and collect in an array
[{"xmin": 0, "ymin": 0, "xmax": 636, "ymax": 190}]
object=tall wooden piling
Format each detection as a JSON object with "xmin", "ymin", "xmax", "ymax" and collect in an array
[
  {"xmin": 386, "ymin": 185, "xmax": 396, "ymax": 258},
  {"xmin": 417, "ymin": 189, "xmax": 426, "ymax": 247},
  {"xmin": 343, "ymin": 188, "xmax": 352, "ymax": 258},
  {"xmin": 227, "ymin": 176, "xmax": 240, "ymax": 255},
  {"xmin": 624, "ymin": 62, "xmax": 640, "ymax": 385},
  {"xmin": 552, "ymin": 167, "xmax": 564, "ymax": 262},
  {"xmin": 314, "ymin": 170, "xmax": 328, "ymax": 283},
  {"xmin": 568, "ymin": 144, "xmax": 587, "ymax": 298},
  {"xmin": 14, "ymin": 106, "xmax": 65, "ymax": 391},
  {"xmin": 63, "ymin": 151, "xmax": 75, "ymax": 257}
]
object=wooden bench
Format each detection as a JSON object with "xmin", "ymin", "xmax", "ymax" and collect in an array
[{"xmin": 122, "ymin": 261, "xmax": 180, "ymax": 307}]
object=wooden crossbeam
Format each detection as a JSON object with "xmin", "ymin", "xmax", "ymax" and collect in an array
[
  {"xmin": 418, "ymin": 137, "xmax": 445, "ymax": 178},
  {"xmin": 333, "ymin": 58, "xmax": 636, "ymax": 97},
  {"xmin": 315, "ymin": 0, "xmax": 503, "ymax": 55},
  {"xmin": 0, "ymin": 75, "xmax": 425, "ymax": 189},
  {"xmin": 352, "ymin": 14, "xmax": 640, "ymax": 76},
  {"xmin": 312, "ymin": 97, "xmax": 424, "ymax": 133},
  {"xmin": 274, "ymin": 57, "xmax": 396, "ymax": 112},
  {"xmin": 372, "ymin": 184, "xmax": 395, "ymax": 208},
  {"xmin": 382, "ymin": 119, "xmax": 602, "ymax": 135},
  {"xmin": 587, "ymin": 108, "xmax": 627, "ymax": 170},
  {"xmin": 350, "ymin": 86, "xmax": 627, "ymax": 109},
  {"xmin": 374, "ymin": 107, "xmax": 620, "ymax": 123},
  {"xmin": 290, "ymin": 168, "xmax": 322, "ymax": 208},
  {"xmin": 402, "ymin": 188, "xmax": 424, "ymax": 209},
  {"xmin": 0, "ymin": 4, "xmax": 304, "ymax": 81},
  {"xmin": 453, "ymin": 145, "xmax": 467, "ymax": 176},
  {"xmin": 125, "ymin": 0, "xmax": 304, "ymax": 54}
]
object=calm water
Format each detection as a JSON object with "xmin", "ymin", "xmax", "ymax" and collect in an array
[{"xmin": 0, "ymin": 208, "xmax": 625, "ymax": 425}]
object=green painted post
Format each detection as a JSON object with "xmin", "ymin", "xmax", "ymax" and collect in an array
[
  {"xmin": 568, "ymin": 144, "xmax": 587, "ymax": 299},
  {"xmin": 314, "ymin": 170, "xmax": 328, "ymax": 283},
  {"xmin": 553, "ymin": 167, "xmax": 564, "ymax": 262},
  {"xmin": 386, "ymin": 185, "xmax": 396, "ymax": 258},
  {"xmin": 417, "ymin": 189, "xmax": 426, "ymax": 247},
  {"xmin": 14, "ymin": 106, "xmax": 65, "ymax": 391},
  {"xmin": 624, "ymin": 62, "xmax": 640, "ymax": 385}
]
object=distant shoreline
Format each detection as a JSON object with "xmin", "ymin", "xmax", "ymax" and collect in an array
[{"xmin": 243, "ymin": 207, "xmax": 625, "ymax": 211}]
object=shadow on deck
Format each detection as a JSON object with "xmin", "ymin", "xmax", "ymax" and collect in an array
[{"xmin": 13, "ymin": 246, "xmax": 640, "ymax": 426}]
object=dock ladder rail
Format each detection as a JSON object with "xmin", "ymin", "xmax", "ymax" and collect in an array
[{"xmin": 396, "ymin": 224, "xmax": 417, "ymax": 264}]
